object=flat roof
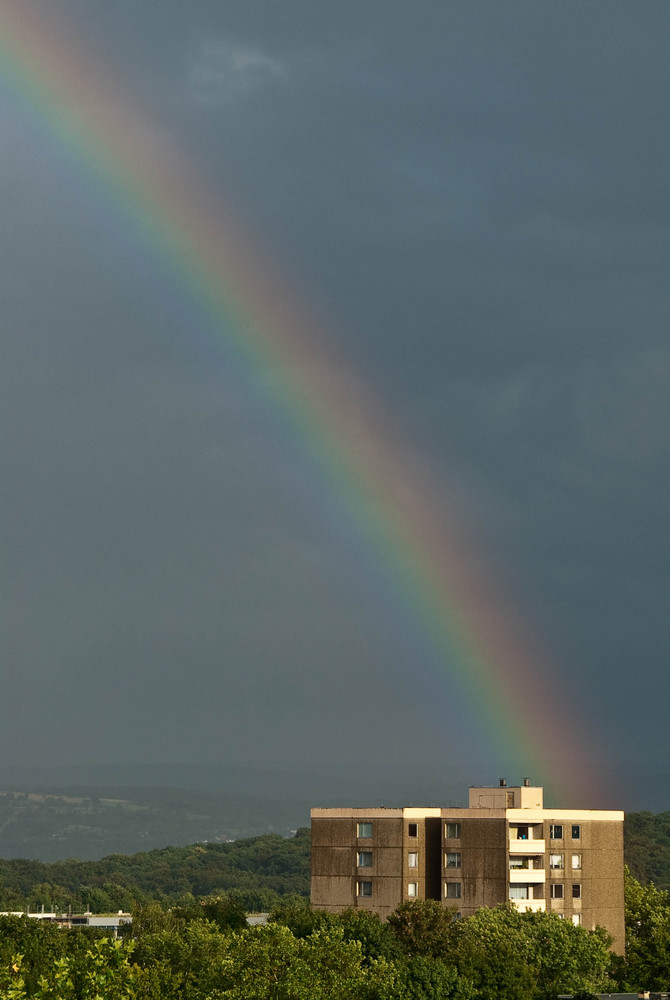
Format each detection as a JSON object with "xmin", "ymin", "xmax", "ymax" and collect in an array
[{"xmin": 311, "ymin": 807, "xmax": 624, "ymax": 821}]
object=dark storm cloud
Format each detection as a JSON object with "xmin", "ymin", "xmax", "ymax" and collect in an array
[{"xmin": 2, "ymin": 0, "xmax": 669, "ymax": 800}]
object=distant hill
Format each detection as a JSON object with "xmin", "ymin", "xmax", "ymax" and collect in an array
[
  {"xmin": 0, "ymin": 761, "xmax": 668, "ymax": 876},
  {"xmin": 0, "ymin": 762, "xmax": 475, "ymax": 862},
  {"xmin": 0, "ymin": 761, "xmax": 476, "ymax": 808},
  {"xmin": 0, "ymin": 810, "xmax": 664, "ymax": 915},
  {"xmin": 0, "ymin": 788, "xmax": 309, "ymax": 861}
]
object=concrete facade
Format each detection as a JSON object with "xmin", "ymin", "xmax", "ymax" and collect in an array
[{"xmin": 311, "ymin": 782, "xmax": 625, "ymax": 952}]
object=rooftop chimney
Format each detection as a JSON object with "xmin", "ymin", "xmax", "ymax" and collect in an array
[
  {"xmin": 523, "ymin": 778, "xmax": 530, "ymax": 787},
  {"xmin": 499, "ymin": 778, "xmax": 506, "ymax": 787}
]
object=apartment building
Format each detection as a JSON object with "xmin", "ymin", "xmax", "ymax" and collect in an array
[{"xmin": 311, "ymin": 781, "xmax": 624, "ymax": 952}]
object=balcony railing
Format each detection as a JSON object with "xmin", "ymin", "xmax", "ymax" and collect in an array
[
  {"xmin": 509, "ymin": 869, "xmax": 546, "ymax": 884},
  {"xmin": 510, "ymin": 899, "xmax": 546, "ymax": 913},
  {"xmin": 509, "ymin": 838, "xmax": 545, "ymax": 854}
]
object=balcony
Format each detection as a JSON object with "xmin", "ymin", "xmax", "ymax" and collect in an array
[
  {"xmin": 509, "ymin": 838, "xmax": 545, "ymax": 854},
  {"xmin": 509, "ymin": 868, "xmax": 545, "ymax": 884},
  {"xmin": 510, "ymin": 899, "xmax": 546, "ymax": 913}
]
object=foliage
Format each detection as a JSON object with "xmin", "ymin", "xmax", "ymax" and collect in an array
[
  {"xmin": 619, "ymin": 865, "xmax": 670, "ymax": 990},
  {"xmin": 0, "ymin": 938, "xmax": 137, "ymax": 1000},
  {"xmin": 625, "ymin": 811, "xmax": 670, "ymax": 890},
  {"xmin": 338, "ymin": 908, "xmax": 401, "ymax": 963},
  {"xmin": 0, "ymin": 916, "xmax": 109, "ymax": 994},
  {"xmin": 173, "ymin": 895, "xmax": 249, "ymax": 931},
  {"xmin": 0, "ymin": 828, "xmax": 310, "ymax": 913},
  {"xmin": 451, "ymin": 904, "xmax": 614, "ymax": 1000},
  {"xmin": 6, "ymin": 837, "xmax": 670, "ymax": 998},
  {"xmin": 213, "ymin": 923, "xmax": 396, "ymax": 1000},
  {"xmin": 269, "ymin": 898, "xmax": 336, "ymax": 938},
  {"xmin": 0, "ymin": 897, "xmax": 631, "ymax": 1000},
  {"xmin": 387, "ymin": 899, "xmax": 459, "ymax": 958},
  {"xmin": 389, "ymin": 956, "xmax": 475, "ymax": 999},
  {"xmin": 270, "ymin": 900, "xmax": 614, "ymax": 1000},
  {"xmin": 270, "ymin": 902, "xmax": 399, "ymax": 962}
]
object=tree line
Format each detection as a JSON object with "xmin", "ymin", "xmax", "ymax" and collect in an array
[
  {"xmin": 0, "ymin": 894, "xmax": 624, "ymax": 1000},
  {"xmin": 1, "ymin": 875, "xmax": 668, "ymax": 999}
]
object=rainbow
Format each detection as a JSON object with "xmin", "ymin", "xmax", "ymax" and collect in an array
[{"xmin": 0, "ymin": 0, "xmax": 608, "ymax": 804}]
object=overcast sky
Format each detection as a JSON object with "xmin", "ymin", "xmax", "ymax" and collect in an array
[{"xmin": 2, "ymin": 0, "xmax": 668, "ymax": 807}]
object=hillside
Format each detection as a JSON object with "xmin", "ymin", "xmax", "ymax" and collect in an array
[
  {"xmin": 0, "ymin": 789, "xmax": 667, "ymax": 910},
  {"xmin": 0, "ymin": 810, "xmax": 663, "ymax": 915},
  {"xmin": 624, "ymin": 811, "xmax": 670, "ymax": 889},
  {"xmin": 0, "ymin": 827, "xmax": 310, "ymax": 913},
  {"xmin": 0, "ymin": 788, "xmax": 308, "ymax": 861}
]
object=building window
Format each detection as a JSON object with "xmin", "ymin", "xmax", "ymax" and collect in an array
[
  {"xmin": 408, "ymin": 823, "xmax": 418, "ymax": 837},
  {"xmin": 446, "ymin": 852, "xmax": 461, "ymax": 868},
  {"xmin": 356, "ymin": 881, "xmax": 372, "ymax": 897},
  {"xmin": 571, "ymin": 825, "xmax": 581, "ymax": 840},
  {"xmin": 572, "ymin": 854, "xmax": 582, "ymax": 870},
  {"xmin": 357, "ymin": 822, "xmax": 372, "ymax": 839},
  {"xmin": 445, "ymin": 822, "xmax": 461, "ymax": 839},
  {"xmin": 572, "ymin": 913, "xmax": 582, "ymax": 926},
  {"xmin": 357, "ymin": 852, "xmax": 373, "ymax": 867},
  {"xmin": 509, "ymin": 856, "xmax": 529, "ymax": 869},
  {"xmin": 516, "ymin": 825, "xmax": 529, "ymax": 840},
  {"xmin": 509, "ymin": 885, "xmax": 529, "ymax": 899},
  {"xmin": 408, "ymin": 853, "xmax": 418, "ymax": 868},
  {"xmin": 572, "ymin": 883, "xmax": 581, "ymax": 899},
  {"xmin": 445, "ymin": 882, "xmax": 461, "ymax": 899},
  {"xmin": 550, "ymin": 824, "xmax": 563, "ymax": 839},
  {"xmin": 550, "ymin": 884, "xmax": 564, "ymax": 899},
  {"xmin": 407, "ymin": 882, "xmax": 418, "ymax": 898},
  {"xmin": 549, "ymin": 854, "xmax": 564, "ymax": 870}
]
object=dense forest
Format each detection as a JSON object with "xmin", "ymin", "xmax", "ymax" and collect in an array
[
  {"xmin": 623, "ymin": 811, "xmax": 670, "ymax": 889},
  {"xmin": 0, "ymin": 829, "xmax": 310, "ymax": 915}
]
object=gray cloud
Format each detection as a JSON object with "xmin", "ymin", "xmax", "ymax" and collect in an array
[{"xmin": 2, "ymin": 0, "xmax": 669, "ymax": 801}]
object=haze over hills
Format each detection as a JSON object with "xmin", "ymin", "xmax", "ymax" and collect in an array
[
  {"xmin": 0, "ymin": 758, "xmax": 663, "ymax": 805},
  {"xmin": 0, "ymin": 761, "xmax": 475, "ymax": 804},
  {"xmin": 0, "ymin": 761, "xmax": 474, "ymax": 861},
  {"xmin": 0, "ymin": 761, "xmax": 664, "ymax": 862},
  {"xmin": 0, "ymin": 788, "xmax": 307, "ymax": 862}
]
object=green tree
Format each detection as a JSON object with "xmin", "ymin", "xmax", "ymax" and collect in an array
[
  {"xmin": 128, "ymin": 900, "xmax": 184, "ymax": 940},
  {"xmin": 387, "ymin": 900, "xmax": 459, "ymax": 958},
  {"xmin": 0, "ymin": 956, "xmax": 28, "ymax": 1000},
  {"xmin": 26, "ymin": 938, "xmax": 136, "ymax": 1000},
  {"xmin": 128, "ymin": 960, "xmax": 184, "ymax": 1000},
  {"xmin": 452, "ymin": 905, "xmax": 614, "ymax": 1000},
  {"xmin": 621, "ymin": 865, "xmax": 670, "ymax": 990},
  {"xmin": 218, "ymin": 923, "xmax": 396, "ymax": 1000},
  {"xmin": 269, "ymin": 899, "xmax": 336, "ymax": 939},
  {"xmin": 390, "ymin": 956, "xmax": 475, "ymax": 1000},
  {"xmin": 200, "ymin": 895, "xmax": 248, "ymax": 931},
  {"xmin": 337, "ymin": 907, "xmax": 400, "ymax": 963}
]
